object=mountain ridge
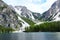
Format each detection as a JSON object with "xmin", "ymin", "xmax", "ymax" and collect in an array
[{"xmin": 41, "ymin": 0, "xmax": 60, "ymax": 21}]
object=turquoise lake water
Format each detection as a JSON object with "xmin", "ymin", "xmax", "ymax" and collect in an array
[{"xmin": 0, "ymin": 32, "xmax": 60, "ymax": 40}]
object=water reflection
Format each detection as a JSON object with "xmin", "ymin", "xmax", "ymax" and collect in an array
[
  {"xmin": 0, "ymin": 32, "xmax": 60, "ymax": 40},
  {"xmin": 0, "ymin": 33, "xmax": 19, "ymax": 40},
  {"xmin": 44, "ymin": 32, "xmax": 58, "ymax": 40},
  {"xmin": 25, "ymin": 33, "xmax": 33, "ymax": 40}
]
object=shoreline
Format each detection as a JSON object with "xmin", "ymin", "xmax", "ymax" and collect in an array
[{"xmin": 12, "ymin": 22, "xmax": 44, "ymax": 33}]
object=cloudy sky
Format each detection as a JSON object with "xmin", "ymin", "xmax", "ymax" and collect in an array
[{"xmin": 3, "ymin": 0, "xmax": 57, "ymax": 14}]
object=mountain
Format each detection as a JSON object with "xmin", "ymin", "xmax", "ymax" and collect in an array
[
  {"xmin": 53, "ymin": 0, "xmax": 60, "ymax": 21},
  {"xmin": 41, "ymin": 0, "xmax": 60, "ymax": 21},
  {"xmin": 0, "ymin": 0, "xmax": 27, "ymax": 30},
  {"xmin": 0, "ymin": 3, "xmax": 41, "ymax": 31},
  {"xmin": 14, "ymin": 6, "xmax": 41, "ymax": 23},
  {"xmin": 13, "ymin": 6, "xmax": 35, "ymax": 25},
  {"xmin": 41, "ymin": 1, "xmax": 57, "ymax": 21},
  {"xmin": 2, "ymin": 0, "xmax": 59, "ymax": 32},
  {"xmin": 32, "ymin": 12, "xmax": 41, "ymax": 20},
  {"xmin": 15, "ymin": 6, "xmax": 35, "ymax": 20}
]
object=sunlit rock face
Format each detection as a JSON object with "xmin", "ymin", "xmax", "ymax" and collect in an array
[{"xmin": 0, "ymin": 0, "xmax": 22, "ymax": 30}]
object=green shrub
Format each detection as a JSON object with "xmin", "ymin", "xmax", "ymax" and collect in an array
[
  {"xmin": 25, "ymin": 21, "xmax": 60, "ymax": 32},
  {"xmin": 0, "ymin": 25, "xmax": 15, "ymax": 33},
  {"xmin": 21, "ymin": 17, "xmax": 35, "ymax": 26}
]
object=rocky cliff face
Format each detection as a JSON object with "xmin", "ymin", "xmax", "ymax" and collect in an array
[
  {"xmin": 53, "ymin": 0, "xmax": 60, "ymax": 21},
  {"xmin": 41, "ymin": 0, "xmax": 60, "ymax": 21},
  {"xmin": 15, "ymin": 6, "xmax": 35, "ymax": 20},
  {"xmin": 0, "ymin": 0, "xmax": 22, "ymax": 30},
  {"xmin": 32, "ymin": 12, "xmax": 41, "ymax": 20}
]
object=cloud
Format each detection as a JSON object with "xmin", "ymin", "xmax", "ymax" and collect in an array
[
  {"xmin": 3, "ymin": 0, "xmax": 57, "ymax": 14},
  {"xmin": 32, "ymin": 0, "xmax": 46, "ymax": 4}
]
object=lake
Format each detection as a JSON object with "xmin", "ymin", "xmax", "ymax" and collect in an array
[{"xmin": 0, "ymin": 32, "xmax": 60, "ymax": 40}]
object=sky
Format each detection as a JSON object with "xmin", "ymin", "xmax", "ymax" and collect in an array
[{"xmin": 3, "ymin": 0, "xmax": 57, "ymax": 14}]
